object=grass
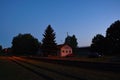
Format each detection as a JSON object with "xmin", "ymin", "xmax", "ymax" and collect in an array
[{"xmin": 19, "ymin": 57, "xmax": 120, "ymax": 80}]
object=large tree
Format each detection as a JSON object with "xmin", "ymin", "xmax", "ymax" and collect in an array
[
  {"xmin": 0, "ymin": 45, "xmax": 2, "ymax": 50},
  {"xmin": 106, "ymin": 20, "xmax": 120, "ymax": 54},
  {"xmin": 91, "ymin": 34, "xmax": 105, "ymax": 55},
  {"xmin": 0, "ymin": 45, "xmax": 2, "ymax": 52},
  {"xmin": 91, "ymin": 20, "xmax": 120, "ymax": 55},
  {"xmin": 41, "ymin": 25, "xmax": 57, "ymax": 56},
  {"xmin": 12, "ymin": 33, "xmax": 39, "ymax": 55}
]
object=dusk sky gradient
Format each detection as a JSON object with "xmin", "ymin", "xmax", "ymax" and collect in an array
[{"xmin": 0, "ymin": 0, "xmax": 120, "ymax": 48}]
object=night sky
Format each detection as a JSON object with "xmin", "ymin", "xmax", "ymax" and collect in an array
[{"xmin": 0, "ymin": 0, "xmax": 120, "ymax": 48}]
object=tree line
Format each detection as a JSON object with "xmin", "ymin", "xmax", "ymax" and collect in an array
[
  {"xmin": 0, "ymin": 20, "xmax": 120, "ymax": 56},
  {"xmin": 91, "ymin": 20, "xmax": 120, "ymax": 56},
  {"xmin": 0, "ymin": 25, "xmax": 78, "ymax": 56}
]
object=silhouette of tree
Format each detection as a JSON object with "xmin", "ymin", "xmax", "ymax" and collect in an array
[
  {"xmin": 0, "ymin": 45, "xmax": 2, "ymax": 52},
  {"xmin": 90, "ymin": 20, "xmax": 120, "ymax": 56},
  {"xmin": 41, "ymin": 25, "xmax": 57, "ymax": 56},
  {"xmin": 64, "ymin": 35, "xmax": 78, "ymax": 54},
  {"xmin": 12, "ymin": 33, "xmax": 39, "ymax": 55},
  {"xmin": 91, "ymin": 34, "xmax": 105, "ymax": 55},
  {"xmin": 64, "ymin": 35, "xmax": 78, "ymax": 48},
  {"xmin": 106, "ymin": 20, "xmax": 120, "ymax": 54}
]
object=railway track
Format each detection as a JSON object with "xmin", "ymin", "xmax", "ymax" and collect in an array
[{"xmin": 8, "ymin": 56, "xmax": 86, "ymax": 80}]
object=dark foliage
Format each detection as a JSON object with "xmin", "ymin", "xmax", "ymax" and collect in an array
[
  {"xmin": 64, "ymin": 35, "xmax": 78, "ymax": 48},
  {"xmin": 64, "ymin": 35, "xmax": 78, "ymax": 54},
  {"xmin": 91, "ymin": 20, "xmax": 120, "ymax": 56},
  {"xmin": 41, "ymin": 25, "xmax": 57, "ymax": 56},
  {"xmin": 0, "ymin": 45, "xmax": 2, "ymax": 51},
  {"xmin": 0, "ymin": 45, "xmax": 2, "ymax": 54},
  {"xmin": 106, "ymin": 20, "xmax": 120, "ymax": 54},
  {"xmin": 12, "ymin": 33, "xmax": 39, "ymax": 55},
  {"xmin": 91, "ymin": 34, "xmax": 105, "ymax": 55}
]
